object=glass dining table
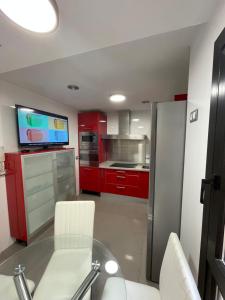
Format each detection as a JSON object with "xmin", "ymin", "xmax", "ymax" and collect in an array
[{"xmin": 0, "ymin": 235, "xmax": 127, "ymax": 300}]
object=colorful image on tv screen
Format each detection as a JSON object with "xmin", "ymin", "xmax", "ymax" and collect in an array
[{"xmin": 17, "ymin": 108, "xmax": 69, "ymax": 144}]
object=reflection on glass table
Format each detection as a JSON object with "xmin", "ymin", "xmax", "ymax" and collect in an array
[{"xmin": 0, "ymin": 235, "xmax": 127, "ymax": 300}]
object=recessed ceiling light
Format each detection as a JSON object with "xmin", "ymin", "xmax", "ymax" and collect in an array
[
  {"xmin": 110, "ymin": 94, "xmax": 126, "ymax": 103},
  {"xmin": 0, "ymin": 0, "xmax": 58, "ymax": 33},
  {"xmin": 138, "ymin": 126, "xmax": 144, "ymax": 129},
  {"xmin": 132, "ymin": 118, "xmax": 140, "ymax": 122},
  {"xmin": 67, "ymin": 84, "xmax": 79, "ymax": 91}
]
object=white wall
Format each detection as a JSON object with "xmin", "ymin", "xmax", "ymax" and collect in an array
[
  {"xmin": 181, "ymin": 1, "xmax": 225, "ymax": 280},
  {"xmin": 0, "ymin": 80, "xmax": 78, "ymax": 253}
]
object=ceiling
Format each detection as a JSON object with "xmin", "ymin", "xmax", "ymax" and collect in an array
[
  {"xmin": 0, "ymin": 0, "xmax": 217, "ymax": 73},
  {"xmin": 0, "ymin": 0, "xmax": 218, "ymax": 110},
  {"xmin": 0, "ymin": 26, "xmax": 196, "ymax": 110}
]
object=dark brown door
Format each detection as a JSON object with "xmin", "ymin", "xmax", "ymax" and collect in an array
[{"xmin": 198, "ymin": 28, "xmax": 225, "ymax": 300}]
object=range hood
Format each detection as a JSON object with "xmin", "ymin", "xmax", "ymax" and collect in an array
[{"xmin": 102, "ymin": 110, "xmax": 146, "ymax": 140}]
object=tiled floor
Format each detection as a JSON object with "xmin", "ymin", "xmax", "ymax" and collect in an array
[
  {"xmin": 0, "ymin": 192, "xmax": 154, "ymax": 287},
  {"xmin": 79, "ymin": 192, "xmax": 149, "ymax": 284}
]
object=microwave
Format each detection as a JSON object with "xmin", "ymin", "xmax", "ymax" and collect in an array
[{"xmin": 79, "ymin": 132, "xmax": 98, "ymax": 150}]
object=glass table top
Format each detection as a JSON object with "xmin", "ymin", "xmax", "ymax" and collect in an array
[{"xmin": 0, "ymin": 235, "xmax": 127, "ymax": 300}]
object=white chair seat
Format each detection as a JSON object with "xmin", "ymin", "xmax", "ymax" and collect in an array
[
  {"xmin": 0, "ymin": 274, "xmax": 35, "ymax": 300},
  {"xmin": 33, "ymin": 248, "xmax": 92, "ymax": 300},
  {"xmin": 101, "ymin": 277, "xmax": 160, "ymax": 300},
  {"xmin": 101, "ymin": 233, "xmax": 201, "ymax": 300},
  {"xmin": 126, "ymin": 280, "xmax": 160, "ymax": 300}
]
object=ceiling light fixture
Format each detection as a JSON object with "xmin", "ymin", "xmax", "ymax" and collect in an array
[
  {"xmin": 110, "ymin": 94, "xmax": 126, "ymax": 103},
  {"xmin": 0, "ymin": 0, "xmax": 58, "ymax": 33},
  {"xmin": 67, "ymin": 84, "xmax": 79, "ymax": 91},
  {"xmin": 132, "ymin": 118, "xmax": 140, "ymax": 122}
]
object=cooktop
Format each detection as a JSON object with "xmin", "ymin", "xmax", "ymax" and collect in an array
[{"xmin": 110, "ymin": 163, "xmax": 138, "ymax": 168}]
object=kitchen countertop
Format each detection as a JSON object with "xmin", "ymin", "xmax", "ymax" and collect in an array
[{"xmin": 99, "ymin": 161, "xmax": 150, "ymax": 172}]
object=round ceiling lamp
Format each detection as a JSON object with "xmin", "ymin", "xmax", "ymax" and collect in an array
[
  {"xmin": 109, "ymin": 94, "xmax": 126, "ymax": 103},
  {"xmin": 0, "ymin": 0, "xmax": 58, "ymax": 33}
]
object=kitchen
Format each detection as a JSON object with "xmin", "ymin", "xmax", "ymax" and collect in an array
[
  {"xmin": 77, "ymin": 99, "xmax": 186, "ymax": 282},
  {"xmin": 0, "ymin": 0, "xmax": 222, "ymax": 298},
  {"xmin": 79, "ymin": 110, "xmax": 150, "ymax": 199}
]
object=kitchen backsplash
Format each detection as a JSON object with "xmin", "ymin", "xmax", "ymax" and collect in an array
[
  {"xmin": 106, "ymin": 139, "xmax": 149, "ymax": 163},
  {"xmin": 106, "ymin": 110, "xmax": 151, "ymax": 163}
]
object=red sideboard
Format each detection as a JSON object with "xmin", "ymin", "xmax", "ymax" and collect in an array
[{"xmin": 5, "ymin": 148, "xmax": 75, "ymax": 242}]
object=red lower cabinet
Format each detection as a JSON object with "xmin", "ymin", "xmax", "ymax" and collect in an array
[
  {"xmin": 102, "ymin": 169, "xmax": 149, "ymax": 199},
  {"xmin": 80, "ymin": 167, "xmax": 149, "ymax": 198},
  {"xmin": 80, "ymin": 166, "xmax": 100, "ymax": 192}
]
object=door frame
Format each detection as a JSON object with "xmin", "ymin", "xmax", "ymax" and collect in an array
[{"xmin": 198, "ymin": 27, "xmax": 225, "ymax": 299}]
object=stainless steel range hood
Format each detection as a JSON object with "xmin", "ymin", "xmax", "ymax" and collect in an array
[{"xmin": 102, "ymin": 110, "xmax": 146, "ymax": 140}]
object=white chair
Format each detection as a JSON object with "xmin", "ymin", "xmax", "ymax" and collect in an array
[
  {"xmin": 33, "ymin": 200, "xmax": 95, "ymax": 300},
  {"xmin": 0, "ymin": 274, "xmax": 35, "ymax": 300},
  {"xmin": 54, "ymin": 200, "xmax": 95, "ymax": 237},
  {"xmin": 101, "ymin": 233, "xmax": 201, "ymax": 300}
]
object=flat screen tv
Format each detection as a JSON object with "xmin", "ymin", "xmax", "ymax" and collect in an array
[{"xmin": 16, "ymin": 105, "xmax": 69, "ymax": 147}]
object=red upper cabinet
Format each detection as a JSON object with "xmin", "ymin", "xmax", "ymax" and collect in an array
[
  {"xmin": 78, "ymin": 112, "xmax": 107, "ymax": 132},
  {"xmin": 78, "ymin": 112, "xmax": 97, "ymax": 131},
  {"xmin": 78, "ymin": 111, "xmax": 107, "ymax": 163}
]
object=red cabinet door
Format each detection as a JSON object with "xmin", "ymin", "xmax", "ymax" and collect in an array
[
  {"xmin": 79, "ymin": 166, "xmax": 100, "ymax": 192},
  {"xmin": 102, "ymin": 168, "xmax": 149, "ymax": 199},
  {"xmin": 78, "ymin": 112, "xmax": 99, "ymax": 132},
  {"xmin": 138, "ymin": 172, "xmax": 149, "ymax": 199},
  {"xmin": 105, "ymin": 169, "xmax": 139, "ymax": 186}
]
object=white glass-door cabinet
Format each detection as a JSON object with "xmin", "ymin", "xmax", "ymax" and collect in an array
[{"xmin": 5, "ymin": 149, "xmax": 76, "ymax": 243}]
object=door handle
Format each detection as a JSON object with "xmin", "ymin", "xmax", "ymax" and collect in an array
[
  {"xmin": 116, "ymin": 186, "xmax": 125, "ymax": 189},
  {"xmin": 200, "ymin": 175, "xmax": 221, "ymax": 204}
]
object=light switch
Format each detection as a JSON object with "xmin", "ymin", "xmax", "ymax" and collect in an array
[
  {"xmin": 190, "ymin": 109, "xmax": 198, "ymax": 123},
  {"xmin": 0, "ymin": 146, "xmax": 5, "ymax": 175}
]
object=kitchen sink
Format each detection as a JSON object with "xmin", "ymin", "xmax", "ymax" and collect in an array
[{"xmin": 110, "ymin": 163, "xmax": 138, "ymax": 168}]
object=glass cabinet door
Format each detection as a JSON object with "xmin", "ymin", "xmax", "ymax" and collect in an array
[
  {"xmin": 55, "ymin": 150, "xmax": 76, "ymax": 202},
  {"xmin": 22, "ymin": 153, "xmax": 55, "ymax": 236},
  {"xmin": 21, "ymin": 150, "xmax": 76, "ymax": 237}
]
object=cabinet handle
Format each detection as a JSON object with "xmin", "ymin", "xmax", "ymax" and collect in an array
[
  {"xmin": 117, "ymin": 176, "xmax": 125, "ymax": 179},
  {"xmin": 116, "ymin": 186, "xmax": 125, "ymax": 189},
  {"xmin": 116, "ymin": 170, "xmax": 126, "ymax": 174}
]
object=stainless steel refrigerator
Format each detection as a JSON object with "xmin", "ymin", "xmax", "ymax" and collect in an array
[{"xmin": 146, "ymin": 101, "xmax": 187, "ymax": 283}]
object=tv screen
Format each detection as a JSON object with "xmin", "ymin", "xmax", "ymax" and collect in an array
[{"xmin": 16, "ymin": 105, "xmax": 69, "ymax": 146}]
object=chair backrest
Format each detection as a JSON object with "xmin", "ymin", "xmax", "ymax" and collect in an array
[
  {"xmin": 159, "ymin": 233, "xmax": 201, "ymax": 300},
  {"xmin": 54, "ymin": 201, "xmax": 95, "ymax": 237}
]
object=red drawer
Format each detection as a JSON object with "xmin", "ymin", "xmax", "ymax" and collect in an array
[
  {"xmin": 80, "ymin": 166, "xmax": 100, "ymax": 192},
  {"xmin": 105, "ymin": 169, "xmax": 139, "ymax": 186},
  {"xmin": 104, "ymin": 183, "xmax": 140, "ymax": 197},
  {"xmin": 102, "ymin": 168, "xmax": 149, "ymax": 199}
]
